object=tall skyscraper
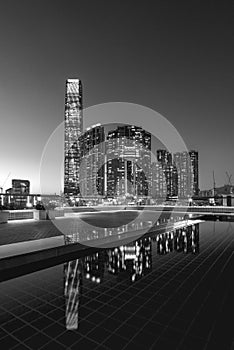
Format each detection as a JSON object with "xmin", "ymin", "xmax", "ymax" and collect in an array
[
  {"xmin": 157, "ymin": 149, "xmax": 172, "ymax": 166},
  {"xmin": 150, "ymin": 162, "xmax": 167, "ymax": 199},
  {"xmin": 106, "ymin": 125, "xmax": 151, "ymax": 198},
  {"xmin": 174, "ymin": 151, "xmax": 193, "ymax": 198},
  {"xmin": 64, "ymin": 79, "xmax": 83, "ymax": 201},
  {"xmin": 157, "ymin": 150, "xmax": 178, "ymax": 199},
  {"xmin": 189, "ymin": 151, "xmax": 199, "ymax": 196},
  {"xmin": 164, "ymin": 164, "xmax": 178, "ymax": 199},
  {"xmin": 79, "ymin": 124, "xmax": 105, "ymax": 197}
]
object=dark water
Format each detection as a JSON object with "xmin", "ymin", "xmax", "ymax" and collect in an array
[{"xmin": 0, "ymin": 221, "xmax": 233, "ymax": 349}]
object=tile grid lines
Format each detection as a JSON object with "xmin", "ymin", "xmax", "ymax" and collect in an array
[
  {"xmin": 0, "ymin": 254, "xmax": 218, "ymax": 350},
  {"xmin": 0, "ymin": 301, "xmax": 99, "ymax": 350},
  {"xmin": 202, "ymin": 291, "xmax": 229, "ymax": 350},
  {"xmin": 0, "ymin": 241, "xmax": 192, "ymax": 349},
  {"xmin": 0, "ymin": 294, "xmax": 100, "ymax": 349},
  {"xmin": 62, "ymin": 233, "xmax": 223, "ymax": 349},
  {"xmin": 178, "ymin": 250, "xmax": 234, "ymax": 350},
  {"xmin": 0, "ymin": 239, "xmax": 172, "ymax": 309},
  {"xmin": 0, "ymin": 248, "xmax": 170, "ymax": 329},
  {"xmin": 36, "ymin": 244, "xmax": 194, "ymax": 349},
  {"xmin": 99, "ymin": 231, "xmax": 232, "ymax": 350},
  {"xmin": 0, "ymin": 235, "xmax": 186, "ymax": 320},
  {"xmin": 0, "ymin": 227, "xmax": 222, "ymax": 350},
  {"xmin": 39, "ymin": 255, "xmax": 194, "ymax": 350},
  {"xmin": 0, "ymin": 323, "xmax": 34, "ymax": 350},
  {"xmin": 146, "ymin": 232, "xmax": 234, "ymax": 349},
  {"xmin": 20, "ymin": 232, "xmax": 218, "ymax": 349},
  {"xmin": 149, "ymin": 225, "xmax": 234, "ymax": 349},
  {"xmin": 0, "ymin": 232, "xmax": 211, "ymax": 320}
]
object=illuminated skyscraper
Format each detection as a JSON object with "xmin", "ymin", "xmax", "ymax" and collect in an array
[
  {"xmin": 106, "ymin": 125, "xmax": 151, "ymax": 198},
  {"xmin": 157, "ymin": 149, "xmax": 172, "ymax": 166},
  {"xmin": 150, "ymin": 162, "xmax": 167, "ymax": 199},
  {"xmin": 174, "ymin": 151, "xmax": 193, "ymax": 198},
  {"xmin": 189, "ymin": 150, "xmax": 199, "ymax": 196},
  {"xmin": 156, "ymin": 150, "xmax": 178, "ymax": 199},
  {"xmin": 64, "ymin": 79, "xmax": 83, "ymax": 201},
  {"xmin": 79, "ymin": 124, "xmax": 105, "ymax": 197}
]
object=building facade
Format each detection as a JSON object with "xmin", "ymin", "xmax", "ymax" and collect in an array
[
  {"xmin": 64, "ymin": 79, "xmax": 83, "ymax": 201},
  {"xmin": 4, "ymin": 179, "xmax": 31, "ymax": 209},
  {"xmin": 164, "ymin": 164, "xmax": 178, "ymax": 199},
  {"xmin": 156, "ymin": 150, "xmax": 178, "ymax": 200},
  {"xmin": 157, "ymin": 149, "xmax": 172, "ymax": 166},
  {"xmin": 79, "ymin": 124, "xmax": 105, "ymax": 197},
  {"xmin": 174, "ymin": 151, "xmax": 194, "ymax": 198},
  {"xmin": 150, "ymin": 162, "xmax": 167, "ymax": 199},
  {"xmin": 189, "ymin": 151, "xmax": 199, "ymax": 196},
  {"xmin": 106, "ymin": 125, "xmax": 151, "ymax": 198}
]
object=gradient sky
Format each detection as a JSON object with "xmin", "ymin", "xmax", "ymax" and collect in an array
[{"xmin": 0, "ymin": 1, "xmax": 233, "ymax": 193}]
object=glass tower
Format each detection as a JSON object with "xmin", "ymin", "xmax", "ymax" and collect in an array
[
  {"xmin": 79, "ymin": 124, "xmax": 105, "ymax": 198},
  {"xmin": 64, "ymin": 79, "xmax": 83, "ymax": 201},
  {"xmin": 106, "ymin": 125, "xmax": 151, "ymax": 198},
  {"xmin": 174, "ymin": 151, "xmax": 193, "ymax": 198},
  {"xmin": 189, "ymin": 151, "xmax": 199, "ymax": 196}
]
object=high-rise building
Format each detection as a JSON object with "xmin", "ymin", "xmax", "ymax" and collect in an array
[
  {"xmin": 156, "ymin": 150, "xmax": 178, "ymax": 199},
  {"xmin": 12, "ymin": 179, "xmax": 30, "ymax": 194},
  {"xmin": 150, "ymin": 162, "xmax": 167, "ymax": 199},
  {"xmin": 164, "ymin": 164, "xmax": 178, "ymax": 199},
  {"xmin": 106, "ymin": 125, "xmax": 151, "ymax": 198},
  {"xmin": 4, "ymin": 179, "xmax": 31, "ymax": 209},
  {"xmin": 79, "ymin": 124, "xmax": 105, "ymax": 197},
  {"xmin": 174, "ymin": 151, "xmax": 193, "ymax": 198},
  {"xmin": 157, "ymin": 149, "xmax": 172, "ymax": 166},
  {"xmin": 189, "ymin": 151, "xmax": 199, "ymax": 196},
  {"xmin": 64, "ymin": 79, "xmax": 83, "ymax": 201}
]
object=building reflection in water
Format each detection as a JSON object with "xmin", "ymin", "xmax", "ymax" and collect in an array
[
  {"xmin": 63, "ymin": 223, "xmax": 199, "ymax": 329},
  {"xmin": 107, "ymin": 237, "xmax": 152, "ymax": 282},
  {"xmin": 156, "ymin": 223, "xmax": 199, "ymax": 255},
  {"xmin": 64, "ymin": 259, "xmax": 82, "ymax": 330},
  {"xmin": 83, "ymin": 251, "xmax": 106, "ymax": 284}
]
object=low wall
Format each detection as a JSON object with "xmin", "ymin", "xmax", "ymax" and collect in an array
[
  {"xmin": 0, "ymin": 211, "xmax": 9, "ymax": 223},
  {"xmin": 8, "ymin": 210, "xmax": 34, "ymax": 220},
  {"xmin": 8, "ymin": 209, "xmax": 65, "ymax": 221}
]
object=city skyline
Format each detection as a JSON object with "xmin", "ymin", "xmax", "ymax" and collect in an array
[
  {"xmin": 0, "ymin": 1, "xmax": 233, "ymax": 193},
  {"xmin": 64, "ymin": 93, "xmax": 199, "ymax": 202}
]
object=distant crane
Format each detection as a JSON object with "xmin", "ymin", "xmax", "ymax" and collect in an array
[
  {"xmin": 226, "ymin": 171, "xmax": 233, "ymax": 194},
  {"xmin": 0, "ymin": 172, "xmax": 11, "ymax": 193},
  {"xmin": 213, "ymin": 170, "xmax": 216, "ymax": 196}
]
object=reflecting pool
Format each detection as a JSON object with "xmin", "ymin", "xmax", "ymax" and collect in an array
[{"xmin": 0, "ymin": 221, "xmax": 233, "ymax": 349}]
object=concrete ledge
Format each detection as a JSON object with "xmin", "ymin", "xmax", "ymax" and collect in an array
[
  {"xmin": 0, "ymin": 219, "xmax": 203, "ymax": 282},
  {"xmin": 34, "ymin": 210, "xmax": 47, "ymax": 220},
  {"xmin": 0, "ymin": 241, "xmax": 97, "ymax": 283},
  {"xmin": 0, "ymin": 211, "xmax": 9, "ymax": 224}
]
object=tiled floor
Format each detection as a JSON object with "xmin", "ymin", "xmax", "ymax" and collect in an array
[
  {"xmin": 0, "ymin": 221, "xmax": 233, "ymax": 349},
  {"xmin": 0, "ymin": 220, "xmax": 62, "ymax": 246}
]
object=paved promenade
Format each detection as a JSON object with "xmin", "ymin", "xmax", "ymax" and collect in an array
[
  {"xmin": 0, "ymin": 211, "xmax": 200, "ymax": 261},
  {"xmin": 0, "ymin": 220, "xmax": 62, "ymax": 246},
  {"xmin": 0, "ymin": 210, "xmax": 140, "ymax": 247}
]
